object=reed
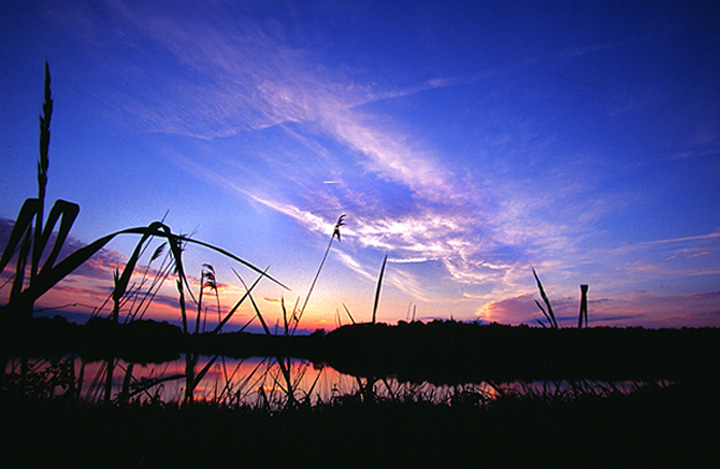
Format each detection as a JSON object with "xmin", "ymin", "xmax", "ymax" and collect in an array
[
  {"xmin": 533, "ymin": 269, "xmax": 589, "ymax": 329},
  {"xmin": 342, "ymin": 303, "xmax": 356, "ymax": 325},
  {"xmin": 123, "ymin": 243, "xmax": 174, "ymax": 323},
  {"xmin": 1, "ymin": 63, "xmax": 286, "ymax": 323},
  {"xmin": 533, "ymin": 268, "xmax": 558, "ymax": 329},
  {"xmin": 372, "ymin": 254, "xmax": 388, "ymax": 324},
  {"xmin": 0, "ymin": 64, "xmax": 298, "ymax": 409},
  {"xmin": 293, "ymin": 214, "xmax": 345, "ymax": 332}
]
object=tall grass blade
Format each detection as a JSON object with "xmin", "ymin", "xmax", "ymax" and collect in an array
[
  {"xmin": 32, "ymin": 62, "xmax": 52, "ymax": 293},
  {"xmin": 236, "ymin": 273, "xmax": 271, "ymax": 336},
  {"xmin": 297, "ymin": 214, "xmax": 345, "ymax": 325},
  {"xmin": 342, "ymin": 303, "xmax": 356, "ymax": 325},
  {"xmin": 124, "ymin": 373, "xmax": 185, "ymax": 401},
  {"xmin": 193, "ymin": 355, "xmax": 219, "ymax": 389},
  {"xmin": 125, "ymin": 245, "xmax": 174, "ymax": 323},
  {"xmin": 184, "ymin": 353, "xmax": 195, "ymax": 405},
  {"xmin": 214, "ymin": 268, "xmax": 266, "ymax": 333},
  {"xmin": 112, "ymin": 269, "xmax": 121, "ymax": 322},
  {"xmin": 1, "ymin": 200, "xmax": 37, "ymax": 315},
  {"xmin": 305, "ymin": 368, "xmax": 322, "ymax": 401},
  {"xmin": 0, "ymin": 199, "xmax": 40, "ymax": 272},
  {"xmin": 196, "ymin": 277, "xmax": 203, "ymax": 334},
  {"xmin": 534, "ymin": 299, "xmax": 554, "ymax": 328},
  {"xmin": 176, "ymin": 278, "xmax": 188, "ymax": 333},
  {"xmin": 120, "ymin": 363, "xmax": 134, "ymax": 404},
  {"xmin": 533, "ymin": 268, "xmax": 557, "ymax": 328},
  {"xmin": 281, "ymin": 297, "xmax": 289, "ymax": 335},
  {"xmin": 36, "ymin": 200, "xmax": 80, "ymax": 278},
  {"xmin": 103, "ymin": 358, "xmax": 115, "ymax": 405},
  {"xmin": 372, "ymin": 254, "xmax": 388, "ymax": 324},
  {"xmin": 166, "ymin": 228, "xmax": 195, "ymax": 305},
  {"xmin": 112, "ymin": 225, "xmax": 161, "ymax": 322}
]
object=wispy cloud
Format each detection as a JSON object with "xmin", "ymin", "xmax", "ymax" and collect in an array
[
  {"xmin": 128, "ymin": 11, "xmax": 597, "ymax": 301},
  {"xmin": 624, "ymin": 231, "xmax": 720, "ymax": 250},
  {"xmin": 79, "ymin": 6, "xmax": 514, "ymax": 288},
  {"xmin": 388, "ymin": 257, "xmax": 430, "ymax": 264},
  {"xmin": 34, "ymin": 9, "xmax": 591, "ymax": 323}
]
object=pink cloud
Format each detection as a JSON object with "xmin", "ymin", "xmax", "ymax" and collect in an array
[{"xmin": 478, "ymin": 289, "xmax": 720, "ymax": 328}]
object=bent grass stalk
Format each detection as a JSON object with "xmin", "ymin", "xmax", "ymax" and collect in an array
[
  {"xmin": 293, "ymin": 214, "xmax": 345, "ymax": 332},
  {"xmin": 2, "ymin": 213, "xmax": 287, "ymax": 324}
]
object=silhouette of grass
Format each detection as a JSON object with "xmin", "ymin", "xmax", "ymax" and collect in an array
[
  {"xmin": 0, "ymin": 64, "xmax": 295, "ymax": 407},
  {"xmin": 294, "ymin": 214, "xmax": 345, "ymax": 332},
  {"xmin": 0, "ymin": 63, "xmax": 286, "ymax": 322},
  {"xmin": 372, "ymin": 254, "xmax": 388, "ymax": 324},
  {"xmin": 1, "ymin": 378, "xmax": 717, "ymax": 467},
  {"xmin": 533, "ymin": 268, "xmax": 558, "ymax": 328},
  {"xmin": 534, "ymin": 269, "xmax": 590, "ymax": 329},
  {"xmin": 0, "ymin": 64, "xmax": 286, "ymax": 329}
]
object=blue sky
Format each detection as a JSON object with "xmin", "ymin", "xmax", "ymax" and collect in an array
[{"xmin": 2, "ymin": 1, "xmax": 719, "ymax": 330}]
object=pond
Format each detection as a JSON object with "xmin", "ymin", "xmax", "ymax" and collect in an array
[{"xmin": 2, "ymin": 354, "xmax": 661, "ymax": 409}]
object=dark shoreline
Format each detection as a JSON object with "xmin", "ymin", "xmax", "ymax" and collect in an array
[{"xmin": 3, "ymin": 316, "xmax": 719, "ymax": 384}]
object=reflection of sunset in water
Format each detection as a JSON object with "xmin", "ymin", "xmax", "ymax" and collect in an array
[{"xmin": 4, "ymin": 355, "xmax": 660, "ymax": 410}]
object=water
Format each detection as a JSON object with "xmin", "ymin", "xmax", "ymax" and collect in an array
[{"xmin": 2, "ymin": 355, "xmax": 663, "ymax": 409}]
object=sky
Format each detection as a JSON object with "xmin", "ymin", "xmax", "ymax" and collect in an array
[{"xmin": 2, "ymin": 1, "xmax": 720, "ymax": 331}]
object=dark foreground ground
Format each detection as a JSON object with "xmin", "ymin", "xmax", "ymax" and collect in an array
[
  {"xmin": 2, "ymin": 319, "xmax": 719, "ymax": 467},
  {"xmin": 1, "ymin": 380, "xmax": 718, "ymax": 468}
]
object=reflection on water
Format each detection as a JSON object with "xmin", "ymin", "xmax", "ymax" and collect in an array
[{"xmin": 2, "ymin": 355, "xmax": 665, "ymax": 409}]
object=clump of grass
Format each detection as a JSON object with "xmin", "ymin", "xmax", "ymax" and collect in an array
[
  {"xmin": 0, "ymin": 63, "xmax": 74, "ymax": 321},
  {"xmin": 533, "ymin": 268, "xmax": 558, "ymax": 329},
  {"xmin": 0, "ymin": 62, "xmax": 286, "ymax": 320},
  {"xmin": 216, "ymin": 217, "xmax": 351, "ymax": 409},
  {"xmin": 533, "ymin": 269, "xmax": 589, "ymax": 329},
  {"xmin": 0, "ymin": 63, "xmax": 296, "ymax": 408}
]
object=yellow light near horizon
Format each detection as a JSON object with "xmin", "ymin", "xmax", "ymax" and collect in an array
[{"xmin": 475, "ymin": 303, "xmax": 494, "ymax": 323}]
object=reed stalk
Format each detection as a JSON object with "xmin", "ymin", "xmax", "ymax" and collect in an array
[
  {"xmin": 342, "ymin": 303, "xmax": 356, "ymax": 325},
  {"xmin": 533, "ymin": 268, "xmax": 558, "ymax": 329},
  {"xmin": 30, "ymin": 63, "xmax": 52, "ymax": 316},
  {"xmin": 294, "ymin": 214, "xmax": 345, "ymax": 329},
  {"xmin": 372, "ymin": 254, "xmax": 388, "ymax": 324}
]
